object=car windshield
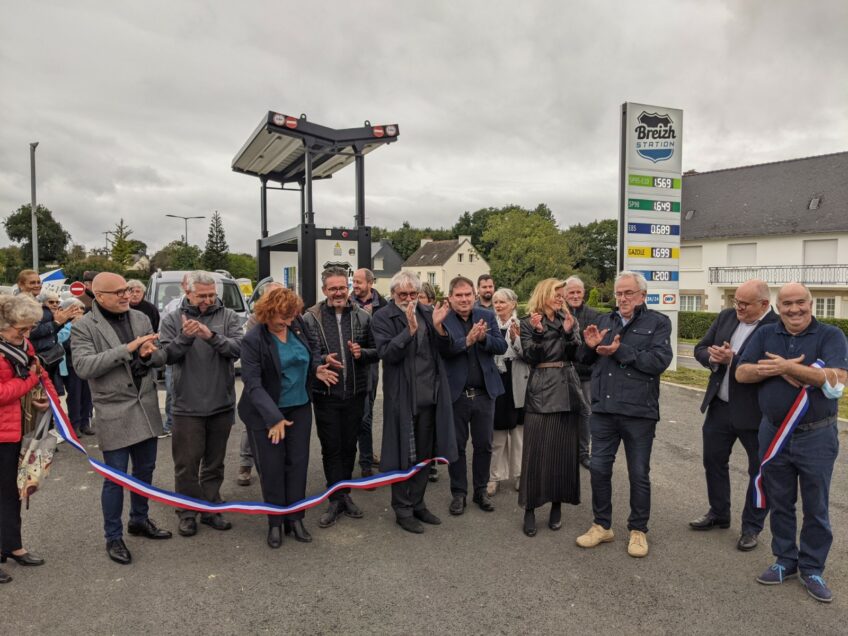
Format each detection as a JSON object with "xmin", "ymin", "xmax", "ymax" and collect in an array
[{"xmin": 153, "ymin": 280, "xmax": 245, "ymax": 313}]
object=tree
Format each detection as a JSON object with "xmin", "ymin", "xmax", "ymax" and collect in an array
[
  {"xmin": 0, "ymin": 246, "xmax": 24, "ymax": 284},
  {"xmin": 482, "ymin": 208, "xmax": 572, "ymax": 299},
  {"xmin": 201, "ymin": 211, "xmax": 230, "ymax": 271},
  {"xmin": 383, "ymin": 222, "xmax": 454, "ymax": 260},
  {"xmin": 151, "ymin": 240, "xmax": 201, "ymax": 271},
  {"xmin": 562, "ymin": 219, "xmax": 617, "ymax": 284},
  {"xmin": 226, "ymin": 253, "xmax": 257, "ymax": 281},
  {"xmin": 62, "ymin": 255, "xmax": 125, "ymax": 282},
  {"xmin": 3, "ymin": 204, "xmax": 72, "ymax": 265},
  {"xmin": 110, "ymin": 218, "xmax": 135, "ymax": 269},
  {"xmin": 453, "ymin": 204, "xmax": 555, "ymax": 259}
]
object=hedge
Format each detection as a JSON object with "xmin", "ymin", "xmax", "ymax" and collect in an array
[{"xmin": 679, "ymin": 311, "xmax": 848, "ymax": 341}]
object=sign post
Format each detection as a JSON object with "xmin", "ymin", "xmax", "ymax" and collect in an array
[
  {"xmin": 619, "ymin": 102, "xmax": 683, "ymax": 369},
  {"xmin": 69, "ymin": 281, "xmax": 86, "ymax": 297}
]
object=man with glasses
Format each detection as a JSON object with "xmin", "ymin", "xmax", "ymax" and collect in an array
[
  {"xmin": 737, "ymin": 283, "xmax": 848, "ymax": 603},
  {"xmin": 159, "ymin": 271, "xmax": 243, "ymax": 538},
  {"xmin": 371, "ymin": 271, "xmax": 458, "ymax": 533},
  {"xmin": 303, "ymin": 267, "xmax": 378, "ymax": 529},
  {"xmin": 575, "ymin": 271, "xmax": 672, "ymax": 558},
  {"xmin": 72, "ymin": 273, "xmax": 172, "ymax": 565},
  {"xmin": 690, "ymin": 279, "xmax": 777, "ymax": 552}
]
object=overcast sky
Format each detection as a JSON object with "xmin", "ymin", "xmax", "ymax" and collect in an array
[{"xmin": 1, "ymin": 0, "xmax": 845, "ymax": 255}]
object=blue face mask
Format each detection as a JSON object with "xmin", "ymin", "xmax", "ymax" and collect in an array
[{"xmin": 821, "ymin": 369, "xmax": 845, "ymax": 400}]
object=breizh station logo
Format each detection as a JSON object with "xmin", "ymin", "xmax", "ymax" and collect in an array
[{"xmin": 634, "ymin": 111, "xmax": 677, "ymax": 163}]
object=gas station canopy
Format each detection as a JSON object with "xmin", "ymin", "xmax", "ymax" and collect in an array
[{"xmin": 232, "ymin": 111, "xmax": 399, "ymax": 184}]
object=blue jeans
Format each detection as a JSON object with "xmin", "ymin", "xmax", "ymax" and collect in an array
[
  {"xmin": 101, "ymin": 436, "xmax": 158, "ymax": 541},
  {"xmin": 759, "ymin": 419, "xmax": 839, "ymax": 576},
  {"xmin": 590, "ymin": 413, "xmax": 656, "ymax": 533}
]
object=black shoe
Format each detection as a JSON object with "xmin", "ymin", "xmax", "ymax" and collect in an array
[
  {"xmin": 449, "ymin": 495, "xmax": 466, "ymax": 516},
  {"xmin": 0, "ymin": 550, "xmax": 45, "ymax": 566},
  {"xmin": 580, "ymin": 456, "xmax": 591, "ymax": 470},
  {"xmin": 342, "ymin": 494, "xmax": 363, "ymax": 519},
  {"xmin": 318, "ymin": 500, "xmax": 345, "ymax": 528},
  {"xmin": 689, "ymin": 514, "xmax": 731, "ymax": 530},
  {"xmin": 201, "ymin": 514, "xmax": 233, "ymax": 531},
  {"xmin": 127, "ymin": 518, "xmax": 172, "ymax": 540},
  {"xmin": 472, "ymin": 492, "xmax": 495, "ymax": 512},
  {"xmin": 413, "ymin": 508, "xmax": 442, "ymax": 525},
  {"xmin": 396, "ymin": 516, "xmax": 425, "ymax": 534},
  {"xmin": 548, "ymin": 503, "xmax": 562, "ymax": 531},
  {"xmin": 361, "ymin": 467, "xmax": 377, "ymax": 491},
  {"xmin": 0, "ymin": 568, "xmax": 10, "ymax": 583},
  {"xmin": 737, "ymin": 533, "xmax": 759, "ymax": 552},
  {"xmin": 106, "ymin": 539, "xmax": 132, "ymax": 565},
  {"xmin": 178, "ymin": 517, "xmax": 198, "ymax": 537},
  {"xmin": 267, "ymin": 526, "xmax": 283, "ymax": 549},
  {"xmin": 523, "ymin": 510, "xmax": 537, "ymax": 537},
  {"xmin": 289, "ymin": 520, "xmax": 312, "ymax": 543},
  {"xmin": 80, "ymin": 426, "xmax": 96, "ymax": 436},
  {"xmin": 428, "ymin": 465, "xmax": 439, "ymax": 483}
]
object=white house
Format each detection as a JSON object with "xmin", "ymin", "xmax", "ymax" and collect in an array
[
  {"xmin": 401, "ymin": 235, "xmax": 490, "ymax": 294},
  {"xmin": 679, "ymin": 151, "xmax": 848, "ymax": 318}
]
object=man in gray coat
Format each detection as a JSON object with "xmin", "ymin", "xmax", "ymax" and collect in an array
[
  {"xmin": 72, "ymin": 273, "xmax": 172, "ymax": 566},
  {"xmin": 159, "ymin": 271, "xmax": 243, "ymax": 537}
]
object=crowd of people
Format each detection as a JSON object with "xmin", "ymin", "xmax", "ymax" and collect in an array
[{"xmin": 0, "ymin": 265, "xmax": 844, "ymax": 604}]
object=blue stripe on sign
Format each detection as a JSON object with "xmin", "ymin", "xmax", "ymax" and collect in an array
[
  {"xmin": 638, "ymin": 270, "xmax": 679, "ymax": 282},
  {"xmin": 626, "ymin": 223, "xmax": 680, "ymax": 236},
  {"xmin": 646, "ymin": 294, "xmax": 660, "ymax": 304}
]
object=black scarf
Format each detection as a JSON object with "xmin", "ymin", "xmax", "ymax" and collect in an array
[{"xmin": 0, "ymin": 337, "xmax": 34, "ymax": 379}]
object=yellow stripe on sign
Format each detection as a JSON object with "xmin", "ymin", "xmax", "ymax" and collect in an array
[{"xmin": 627, "ymin": 246, "xmax": 679, "ymax": 259}]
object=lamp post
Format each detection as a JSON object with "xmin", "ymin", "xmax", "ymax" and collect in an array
[
  {"xmin": 165, "ymin": 214, "xmax": 205, "ymax": 245},
  {"xmin": 30, "ymin": 142, "xmax": 39, "ymax": 270}
]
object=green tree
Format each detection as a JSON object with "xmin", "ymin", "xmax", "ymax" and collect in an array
[
  {"xmin": 151, "ymin": 240, "xmax": 201, "ymax": 271},
  {"xmin": 226, "ymin": 253, "xmax": 257, "ymax": 281},
  {"xmin": 562, "ymin": 218, "xmax": 617, "ymax": 284},
  {"xmin": 62, "ymin": 255, "xmax": 125, "ymax": 282},
  {"xmin": 453, "ymin": 204, "xmax": 555, "ymax": 259},
  {"xmin": 201, "ymin": 211, "xmax": 230, "ymax": 271},
  {"xmin": 3, "ymin": 204, "xmax": 72, "ymax": 265},
  {"xmin": 110, "ymin": 218, "xmax": 135, "ymax": 269},
  {"xmin": 482, "ymin": 208, "xmax": 571, "ymax": 299},
  {"xmin": 0, "ymin": 246, "xmax": 24, "ymax": 284},
  {"xmin": 384, "ymin": 221, "xmax": 454, "ymax": 260}
]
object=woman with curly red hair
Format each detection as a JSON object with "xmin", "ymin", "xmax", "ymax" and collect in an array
[{"xmin": 237, "ymin": 287, "xmax": 337, "ymax": 549}]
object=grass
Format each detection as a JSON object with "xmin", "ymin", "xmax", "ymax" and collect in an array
[{"xmin": 662, "ymin": 368, "xmax": 848, "ymax": 420}]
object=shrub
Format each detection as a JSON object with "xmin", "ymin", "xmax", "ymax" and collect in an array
[
  {"xmin": 679, "ymin": 311, "xmax": 718, "ymax": 340},
  {"xmin": 820, "ymin": 317, "xmax": 848, "ymax": 339}
]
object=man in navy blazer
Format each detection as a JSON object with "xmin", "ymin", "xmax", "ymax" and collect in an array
[
  {"xmin": 435, "ymin": 276, "xmax": 507, "ymax": 515},
  {"xmin": 690, "ymin": 279, "xmax": 778, "ymax": 552}
]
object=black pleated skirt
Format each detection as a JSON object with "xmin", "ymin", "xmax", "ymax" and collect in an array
[{"xmin": 518, "ymin": 411, "xmax": 580, "ymax": 509}]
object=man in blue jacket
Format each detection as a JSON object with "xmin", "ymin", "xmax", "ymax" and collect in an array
[
  {"xmin": 435, "ymin": 276, "xmax": 507, "ymax": 515},
  {"xmin": 575, "ymin": 271, "xmax": 673, "ymax": 558}
]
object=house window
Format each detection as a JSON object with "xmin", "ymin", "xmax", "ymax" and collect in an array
[
  {"xmin": 457, "ymin": 253, "xmax": 463, "ymax": 263},
  {"xmin": 814, "ymin": 297, "xmax": 836, "ymax": 318},
  {"xmin": 428, "ymin": 272, "xmax": 436, "ymax": 286},
  {"xmin": 680, "ymin": 295, "xmax": 702, "ymax": 312},
  {"xmin": 469, "ymin": 253, "xmax": 474, "ymax": 263},
  {"xmin": 373, "ymin": 256, "xmax": 384, "ymax": 271}
]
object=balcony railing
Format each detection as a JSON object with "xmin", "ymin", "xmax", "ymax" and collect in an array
[{"xmin": 709, "ymin": 265, "xmax": 848, "ymax": 286}]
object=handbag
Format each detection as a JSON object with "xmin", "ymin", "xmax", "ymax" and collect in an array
[
  {"xmin": 37, "ymin": 341, "xmax": 66, "ymax": 370},
  {"xmin": 17, "ymin": 410, "xmax": 57, "ymax": 508}
]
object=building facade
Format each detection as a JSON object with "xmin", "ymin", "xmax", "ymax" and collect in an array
[{"xmin": 401, "ymin": 235, "xmax": 490, "ymax": 295}]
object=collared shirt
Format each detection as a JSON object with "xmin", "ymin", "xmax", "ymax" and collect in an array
[
  {"xmin": 739, "ymin": 317, "xmax": 848, "ymax": 424},
  {"xmin": 717, "ymin": 316, "xmax": 762, "ymax": 402},
  {"xmin": 460, "ymin": 313, "xmax": 485, "ymax": 389}
]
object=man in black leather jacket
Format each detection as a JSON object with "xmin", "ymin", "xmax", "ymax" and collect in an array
[{"xmin": 574, "ymin": 271, "xmax": 673, "ymax": 559}]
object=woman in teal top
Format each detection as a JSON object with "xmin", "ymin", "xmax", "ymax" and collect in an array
[{"xmin": 237, "ymin": 287, "xmax": 338, "ymax": 549}]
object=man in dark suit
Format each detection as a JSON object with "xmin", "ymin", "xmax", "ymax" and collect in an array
[
  {"xmin": 435, "ymin": 276, "xmax": 507, "ymax": 515},
  {"xmin": 690, "ymin": 278, "xmax": 777, "ymax": 551}
]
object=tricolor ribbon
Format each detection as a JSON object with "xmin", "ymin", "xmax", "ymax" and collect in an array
[
  {"xmin": 45, "ymin": 384, "xmax": 447, "ymax": 515},
  {"xmin": 753, "ymin": 359, "xmax": 825, "ymax": 509}
]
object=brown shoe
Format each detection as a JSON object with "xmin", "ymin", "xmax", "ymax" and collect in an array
[
  {"xmin": 237, "ymin": 467, "xmax": 252, "ymax": 486},
  {"xmin": 576, "ymin": 523, "xmax": 615, "ymax": 548},
  {"xmin": 628, "ymin": 530, "xmax": 649, "ymax": 558}
]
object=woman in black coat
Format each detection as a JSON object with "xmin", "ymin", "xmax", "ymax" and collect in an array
[
  {"xmin": 236, "ymin": 287, "xmax": 337, "ymax": 549},
  {"xmin": 518, "ymin": 278, "xmax": 586, "ymax": 537}
]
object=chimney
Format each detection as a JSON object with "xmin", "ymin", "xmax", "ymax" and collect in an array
[
  {"xmin": 457, "ymin": 235, "xmax": 472, "ymax": 244},
  {"xmin": 420, "ymin": 238, "xmax": 433, "ymax": 247}
]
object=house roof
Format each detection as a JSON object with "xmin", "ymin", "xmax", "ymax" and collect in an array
[
  {"xmin": 680, "ymin": 151, "xmax": 848, "ymax": 241},
  {"xmin": 403, "ymin": 239, "xmax": 463, "ymax": 267}
]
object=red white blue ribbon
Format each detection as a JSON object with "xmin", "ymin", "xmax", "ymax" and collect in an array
[
  {"xmin": 753, "ymin": 359, "xmax": 825, "ymax": 509},
  {"xmin": 45, "ymin": 385, "xmax": 447, "ymax": 515}
]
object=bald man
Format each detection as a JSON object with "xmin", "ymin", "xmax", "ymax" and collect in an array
[
  {"xmin": 690, "ymin": 279, "xmax": 777, "ymax": 552},
  {"xmin": 737, "ymin": 283, "xmax": 848, "ymax": 602},
  {"xmin": 72, "ymin": 273, "xmax": 172, "ymax": 565}
]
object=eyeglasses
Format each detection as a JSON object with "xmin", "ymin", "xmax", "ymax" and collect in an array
[
  {"xmin": 193, "ymin": 293, "xmax": 218, "ymax": 301},
  {"xmin": 46, "ymin": 301, "xmax": 61, "ymax": 306},
  {"xmin": 395, "ymin": 290, "xmax": 418, "ymax": 299},
  {"xmin": 733, "ymin": 299, "xmax": 766, "ymax": 309},
  {"xmin": 325, "ymin": 286, "xmax": 348, "ymax": 294},
  {"xmin": 11, "ymin": 325, "xmax": 32, "ymax": 335},
  {"xmin": 97, "ymin": 288, "xmax": 132, "ymax": 297},
  {"xmin": 614, "ymin": 290, "xmax": 641, "ymax": 299}
]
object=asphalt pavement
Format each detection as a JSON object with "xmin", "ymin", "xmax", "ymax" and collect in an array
[{"xmin": 2, "ymin": 382, "xmax": 846, "ymax": 635}]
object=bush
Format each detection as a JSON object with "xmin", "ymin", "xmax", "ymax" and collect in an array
[
  {"xmin": 820, "ymin": 317, "xmax": 848, "ymax": 339},
  {"xmin": 679, "ymin": 311, "xmax": 718, "ymax": 340}
]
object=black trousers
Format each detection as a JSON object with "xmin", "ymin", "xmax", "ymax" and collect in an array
[
  {"xmin": 172, "ymin": 409, "xmax": 234, "ymax": 520},
  {"xmin": 448, "ymin": 393, "xmax": 494, "ymax": 497},
  {"xmin": 314, "ymin": 394, "xmax": 365, "ymax": 501},
  {"xmin": 247, "ymin": 403, "xmax": 312, "ymax": 527},
  {"xmin": 0, "ymin": 441, "xmax": 22, "ymax": 553},
  {"xmin": 391, "ymin": 405, "xmax": 436, "ymax": 518},
  {"xmin": 703, "ymin": 399, "xmax": 767, "ymax": 534}
]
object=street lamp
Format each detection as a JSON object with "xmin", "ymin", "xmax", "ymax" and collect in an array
[
  {"xmin": 30, "ymin": 142, "xmax": 39, "ymax": 270},
  {"xmin": 165, "ymin": 214, "xmax": 205, "ymax": 246}
]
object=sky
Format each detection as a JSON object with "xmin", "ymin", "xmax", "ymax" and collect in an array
[{"xmin": 1, "ymin": 0, "xmax": 846, "ymax": 256}]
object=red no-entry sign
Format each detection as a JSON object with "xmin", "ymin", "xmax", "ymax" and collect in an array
[{"xmin": 69, "ymin": 281, "xmax": 86, "ymax": 296}]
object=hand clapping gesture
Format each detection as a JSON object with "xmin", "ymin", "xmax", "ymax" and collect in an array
[
  {"xmin": 466, "ymin": 320, "xmax": 487, "ymax": 347},
  {"xmin": 708, "ymin": 341, "xmax": 733, "ymax": 365},
  {"xmin": 530, "ymin": 312, "xmax": 544, "ymax": 333},
  {"xmin": 406, "ymin": 302, "xmax": 418, "ymax": 336},
  {"xmin": 582, "ymin": 324, "xmax": 609, "ymax": 349},
  {"xmin": 316, "ymin": 362, "xmax": 339, "ymax": 387},
  {"xmin": 432, "ymin": 301, "xmax": 450, "ymax": 330}
]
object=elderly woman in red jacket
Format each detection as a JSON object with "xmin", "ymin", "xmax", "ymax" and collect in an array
[{"xmin": 0, "ymin": 294, "xmax": 53, "ymax": 584}]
